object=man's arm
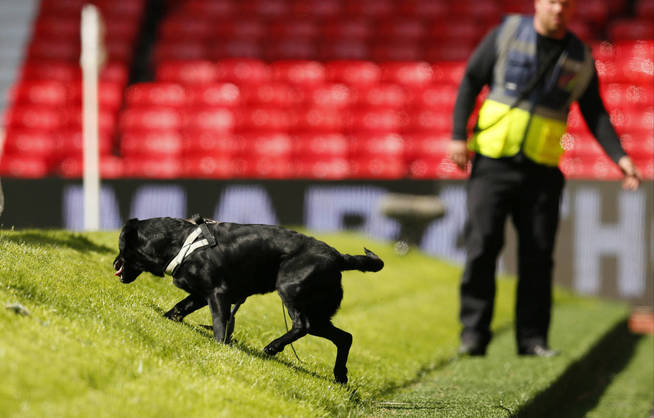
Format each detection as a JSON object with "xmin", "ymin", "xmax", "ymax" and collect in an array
[
  {"xmin": 449, "ymin": 27, "xmax": 499, "ymax": 169},
  {"xmin": 577, "ymin": 69, "xmax": 641, "ymax": 190}
]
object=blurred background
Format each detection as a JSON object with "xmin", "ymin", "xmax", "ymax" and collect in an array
[{"xmin": 0, "ymin": 0, "xmax": 651, "ymax": 309}]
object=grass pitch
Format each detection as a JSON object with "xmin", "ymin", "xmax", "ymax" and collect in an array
[{"xmin": 0, "ymin": 228, "xmax": 651, "ymax": 417}]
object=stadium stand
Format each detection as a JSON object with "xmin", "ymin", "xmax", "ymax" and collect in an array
[{"xmin": 0, "ymin": 0, "xmax": 652, "ymax": 180}]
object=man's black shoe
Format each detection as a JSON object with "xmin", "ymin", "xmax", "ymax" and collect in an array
[
  {"xmin": 458, "ymin": 342, "xmax": 487, "ymax": 356},
  {"xmin": 518, "ymin": 344, "xmax": 559, "ymax": 358}
]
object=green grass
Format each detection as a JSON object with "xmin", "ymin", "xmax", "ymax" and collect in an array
[{"xmin": 0, "ymin": 229, "xmax": 651, "ymax": 417}]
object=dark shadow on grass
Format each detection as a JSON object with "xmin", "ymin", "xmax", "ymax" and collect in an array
[
  {"xmin": 2, "ymin": 232, "xmax": 114, "ymax": 254},
  {"xmin": 514, "ymin": 318, "xmax": 642, "ymax": 418}
]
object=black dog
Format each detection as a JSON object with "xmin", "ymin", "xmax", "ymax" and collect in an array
[{"xmin": 113, "ymin": 216, "xmax": 383, "ymax": 383}]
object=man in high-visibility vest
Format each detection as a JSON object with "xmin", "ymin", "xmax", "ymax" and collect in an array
[{"xmin": 449, "ymin": 0, "xmax": 642, "ymax": 357}]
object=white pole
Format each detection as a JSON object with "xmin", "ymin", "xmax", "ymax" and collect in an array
[{"xmin": 80, "ymin": 4, "xmax": 102, "ymax": 231}]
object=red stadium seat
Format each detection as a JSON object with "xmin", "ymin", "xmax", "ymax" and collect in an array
[
  {"xmin": 240, "ymin": 0, "xmax": 291, "ymax": 17},
  {"xmin": 265, "ymin": 38, "xmax": 317, "ymax": 61},
  {"xmin": 10, "ymin": 80, "xmax": 68, "ymax": 106},
  {"xmin": 591, "ymin": 41, "xmax": 616, "ymax": 61},
  {"xmin": 0, "ymin": 155, "xmax": 51, "ymax": 178},
  {"xmin": 186, "ymin": 83, "xmax": 241, "ymax": 107},
  {"xmin": 432, "ymin": 62, "xmax": 467, "ymax": 86},
  {"xmin": 619, "ymin": 133, "xmax": 654, "ymax": 159},
  {"xmin": 182, "ymin": 131, "xmax": 240, "ymax": 158},
  {"xmin": 302, "ymin": 83, "xmax": 352, "ymax": 108},
  {"xmin": 616, "ymin": 40, "xmax": 654, "ymax": 59},
  {"xmin": 636, "ymin": 0, "xmax": 654, "ymax": 19},
  {"xmin": 594, "ymin": 58, "xmax": 620, "ymax": 84},
  {"xmin": 68, "ymin": 81, "xmax": 124, "ymax": 111},
  {"xmin": 292, "ymin": 133, "xmax": 349, "ymax": 158},
  {"xmin": 57, "ymin": 155, "xmax": 124, "ymax": 179},
  {"xmin": 346, "ymin": 108, "xmax": 404, "ymax": 133},
  {"xmin": 430, "ymin": 20, "xmax": 486, "ymax": 43},
  {"xmin": 349, "ymin": 133, "xmax": 405, "ymax": 158},
  {"xmin": 235, "ymin": 107, "xmax": 293, "ymax": 131},
  {"xmin": 350, "ymin": 83, "xmax": 407, "ymax": 108},
  {"xmin": 214, "ymin": 58, "xmax": 271, "ymax": 84},
  {"xmin": 377, "ymin": 18, "xmax": 427, "ymax": 41},
  {"xmin": 291, "ymin": 0, "xmax": 342, "ymax": 18},
  {"xmin": 65, "ymin": 106, "xmax": 118, "ymax": 136},
  {"xmin": 609, "ymin": 19, "xmax": 654, "ymax": 41},
  {"xmin": 602, "ymin": 83, "xmax": 654, "ymax": 110},
  {"xmin": 120, "ymin": 107, "xmax": 183, "ymax": 131},
  {"xmin": 371, "ymin": 41, "xmax": 424, "ymax": 62},
  {"xmin": 451, "ymin": 0, "xmax": 502, "ymax": 22},
  {"xmin": 619, "ymin": 55, "xmax": 654, "ymax": 85},
  {"xmin": 349, "ymin": 156, "xmax": 406, "ymax": 179},
  {"xmin": 2, "ymin": 129, "xmax": 58, "ymax": 158},
  {"xmin": 343, "ymin": 0, "xmax": 395, "ymax": 17},
  {"xmin": 157, "ymin": 61, "xmax": 216, "ymax": 84},
  {"xmin": 403, "ymin": 133, "xmax": 450, "ymax": 160},
  {"xmin": 239, "ymin": 132, "xmax": 293, "ymax": 158},
  {"xmin": 404, "ymin": 109, "xmax": 452, "ymax": 133},
  {"xmin": 6, "ymin": 105, "xmax": 63, "ymax": 130},
  {"xmin": 294, "ymin": 158, "xmax": 350, "ymax": 179},
  {"xmin": 426, "ymin": 41, "xmax": 477, "ymax": 62},
  {"xmin": 397, "ymin": 0, "xmax": 449, "ymax": 18},
  {"xmin": 183, "ymin": 0, "xmax": 236, "ymax": 16},
  {"xmin": 27, "ymin": 38, "xmax": 79, "ymax": 61},
  {"xmin": 237, "ymin": 156, "xmax": 293, "ymax": 178},
  {"xmin": 269, "ymin": 20, "xmax": 320, "ymax": 39},
  {"xmin": 406, "ymin": 84, "xmax": 458, "ymax": 110},
  {"xmin": 122, "ymin": 156, "xmax": 182, "ymax": 178},
  {"xmin": 209, "ymin": 38, "xmax": 263, "ymax": 60},
  {"xmin": 271, "ymin": 61, "xmax": 326, "ymax": 86},
  {"xmin": 323, "ymin": 19, "xmax": 373, "ymax": 40},
  {"xmin": 294, "ymin": 107, "xmax": 344, "ymax": 132},
  {"xmin": 120, "ymin": 130, "xmax": 183, "ymax": 157},
  {"xmin": 125, "ymin": 83, "xmax": 186, "ymax": 107},
  {"xmin": 56, "ymin": 129, "xmax": 114, "ymax": 158},
  {"xmin": 158, "ymin": 17, "xmax": 215, "ymax": 41},
  {"xmin": 572, "ymin": 0, "xmax": 609, "ymax": 27},
  {"xmin": 380, "ymin": 62, "xmax": 433, "ymax": 88},
  {"xmin": 609, "ymin": 108, "xmax": 654, "ymax": 135},
  {"xmin": 409, "ymin": 156, "xmax": 469, "ymax": 179},
  {"xmin": 211, "ymin": 18, "xmax": 267, "ymax": 39},
  {"xmin": 154, "ymin": 41, "xmax": 208, "ymax": 63},
  {"xmin": 325, "ymin": 61, "xmax": 381, "ymax": 86},
  {"xmin": 182, "ymin": 156, "xmax": 237, "ymax": 178},
  {"xmin": 319, "ymin": 40, "xmax": 371, "ymax": 61},
  {"xmin": 240, "ymin": 82, "xmax": 300, "ymax": 107},
  {"xmin": 184, "ymin": 107, "xmax": 236, "ymax": 133}
]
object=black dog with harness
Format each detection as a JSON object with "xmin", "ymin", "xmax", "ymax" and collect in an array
[{"xmin": 113, "ymin": 215, "xmax": 383, "ymax": 383}]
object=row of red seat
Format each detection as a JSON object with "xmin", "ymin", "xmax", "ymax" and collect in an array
[
  {"xmin": 29, "ymin": 0, "xmax": 145, "ymax": 65},
  {"xmin": 4, "ymin": 150, "xmax": 650, "ymax": 180},
  {"xmin": 160, "ymin": 0, "xmax": 633, "ymax": 32}
]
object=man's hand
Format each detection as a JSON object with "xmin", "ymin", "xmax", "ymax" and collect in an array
[
  {"xmin": 618, "ymin": 156, "xmax": 641, "ymax": 190},
  {"xmin": 448, "ymin": 140, "xmax": 470, "ymax": 171}
]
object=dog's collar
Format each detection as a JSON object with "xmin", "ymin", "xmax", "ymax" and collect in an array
[{"xmin": 164, "ymin": 227, "xmax": 209, "ymax": 276}]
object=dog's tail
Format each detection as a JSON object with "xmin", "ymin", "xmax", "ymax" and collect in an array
[{"xmin": 340, "ymin": 248, "xmax": 384, "ymax": 273}]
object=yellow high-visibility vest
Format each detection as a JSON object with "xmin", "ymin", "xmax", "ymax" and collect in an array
[{"xmin": 469, "ymin": 15, "xmax": 595, "ymax": 166}]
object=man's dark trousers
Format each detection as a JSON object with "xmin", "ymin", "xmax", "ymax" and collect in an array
[{"xmin": 459, "ymin": 154, "xmax": 565, "ymax": 352}]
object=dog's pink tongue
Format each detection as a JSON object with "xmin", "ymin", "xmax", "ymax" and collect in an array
[{"xmin": 114, "ymin": 266, "xmax": 124, "ymax": 277}]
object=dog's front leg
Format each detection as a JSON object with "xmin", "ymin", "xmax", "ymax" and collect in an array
[
  {"xmin": 206, "ymin": 289, "xmax": 232, "ymax": 344},
  {"xmin": 164, "ymin": 294, "xmax": 207, "ymax": 322}
]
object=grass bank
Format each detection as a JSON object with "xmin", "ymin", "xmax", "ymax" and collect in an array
[{"xmin": 0, "ymin": 229, "xmax": 650, "ymax": 417}]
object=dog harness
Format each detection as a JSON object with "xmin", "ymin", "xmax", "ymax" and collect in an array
[{"xmin": 165, "ymin": 220, "xmax": 217, "ymax": 276}]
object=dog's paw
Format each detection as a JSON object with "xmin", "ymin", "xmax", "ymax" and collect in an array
[
  {"xmin": 263, "ymin": 344, "xmax": 280, "ymax": 356},
  {"xmin": 163, "ymin": 311, "xmax": 184, "ymax": 322},
  {"xmin": 334, "ymin": 367, "xmax": 348, "ymax": 384}
]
